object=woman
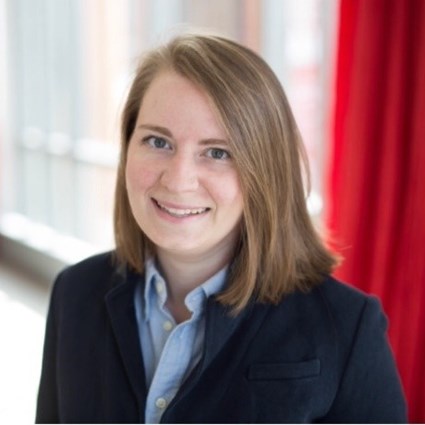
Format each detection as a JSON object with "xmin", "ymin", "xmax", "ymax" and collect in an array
[{"xmin": 36, "ymin": 33, "xmax": 406, "ymax": 423}]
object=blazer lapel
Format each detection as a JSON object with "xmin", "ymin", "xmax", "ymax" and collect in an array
[
  {"xmin": 200, "ymin": 298, "xmax": 269, "ymax": 373},
  {"xmin": 105, "ymin": 268, "xmax": 147, "ymax": 411},
  {"xmin": 165, "ymin": 297, "xmax": 270, "ymax": 418}
]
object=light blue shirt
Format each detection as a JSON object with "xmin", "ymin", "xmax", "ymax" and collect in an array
[{"xmin": 134, "ymin": 258, "xmax": 227, "ymax": 424}]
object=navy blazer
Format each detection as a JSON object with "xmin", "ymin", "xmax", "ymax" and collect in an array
[{"xmin": 36, "ymin": 252, "xmax": 407, "ymax": 423}]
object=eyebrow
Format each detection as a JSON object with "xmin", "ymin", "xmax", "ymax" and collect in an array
[
  {"xmin": 137, "ymin": 124, "xmax": 172, "ymax": 137},
  {"xmin": 137, "ymin": 123, "xmax": 229, "ymax": 146}
]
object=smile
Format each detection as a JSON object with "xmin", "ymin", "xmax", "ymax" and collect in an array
[{"xmin": 154, "ymin": 199, "xmax": 210, "ymax": 218}]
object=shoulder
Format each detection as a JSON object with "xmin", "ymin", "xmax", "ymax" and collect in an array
[
  {"xmin": 47, "ymin": 251, "xmax": 140, "ymax": 330},
  {"xmin": 58, "ymin": 251, "xmax": 117, "ymax": 281},
  {"xmin": 304, "ymin": 275, "xmax": 387, "ymax": 339},
  {"xmin": 286, "ymin": 276, "xmax": 390, "ymax": 370},
  {"xmin": 50, "ymin": 251, "xmax": 124, "ymax": 305},
  {"xmin": 315, "ymin": 275, "xmax": 384, "ymax": 323},
  {"xmin": 255, "ymin": 275, "xmax": 388, "ymax": 353},
  {"xmin": 315, "ymin": 276, "xmax": 387, "ymax": 336},
  {"xmin": 272, "ymin": 275, "xmax": 383, "ymax": 321}
]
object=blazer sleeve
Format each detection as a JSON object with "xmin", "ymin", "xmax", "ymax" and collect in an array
[
  {"xmin": 35, "ymin": 272, "xmax": 62, "ymax": 424},
  {"xmin": 320, "ymin": 296, "xmax": 407, "ymax": 423}
]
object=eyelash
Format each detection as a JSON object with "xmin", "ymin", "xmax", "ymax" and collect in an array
[
  {"xmin": 205, "ymin": 148, "xmax": 231, "ymax": 160},
  {"xmin": 141, "ymin": 135, "xmax": 231, "ymax": 160},
  {"xmin": 142, "ymin": 135, "xmax": 171, "ymax": 150}
]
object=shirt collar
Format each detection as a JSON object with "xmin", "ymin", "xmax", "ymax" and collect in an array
[{"xmin": 142, "ymin": 257, "xmax": 228, "ymax": 322}]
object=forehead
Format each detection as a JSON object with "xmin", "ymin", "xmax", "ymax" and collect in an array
[
  {"xmin": 141, "ymin": 71, "xmax": 209, "ymax": 110},
  {"xmin": 137, "ymin": 71, "xmax": 227, "ymax": 137}
]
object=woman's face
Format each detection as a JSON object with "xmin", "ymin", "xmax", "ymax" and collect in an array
[{"xmin": 125, "ymin": 71, "xmax": 244, "ymax": 261}]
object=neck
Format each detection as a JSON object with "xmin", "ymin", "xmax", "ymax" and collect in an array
[
  {"xmin": 156, "ymin": 249, "xmax": 230, "ymax": 300},
  {"xmin": 155, "ymin": 246, "xmax": 233, "ymax": 322}
]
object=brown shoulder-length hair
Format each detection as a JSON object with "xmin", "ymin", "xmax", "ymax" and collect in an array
[{"xmin": 114, "ymin": 32, "xmax": 339, "ymax": 312}]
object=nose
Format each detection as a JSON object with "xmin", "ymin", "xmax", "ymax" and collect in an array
[{"xmin": 160, "ymin": 152, "xmax": 199, "ymax": 192}]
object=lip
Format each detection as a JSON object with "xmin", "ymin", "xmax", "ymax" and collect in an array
[
  {"xmin": 151, "ymin": 198, "xmax": 210, "ymax": 222},
  {"xmin": 152, "ymin": 198, "xmax": 208, "ymax": 211}
]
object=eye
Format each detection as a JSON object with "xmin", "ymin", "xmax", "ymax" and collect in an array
[
  {"xmin": 206, "ymin": 148, "xmax": 231, "ymax": 160},
  {"xmin": 142, "ymin": 135, "xmax": 171, "ymax": 150}
]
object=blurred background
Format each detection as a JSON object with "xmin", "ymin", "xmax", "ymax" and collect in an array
[{"xmin": 0, "ymin": 0, "xmax": 424, "ymax": 422}]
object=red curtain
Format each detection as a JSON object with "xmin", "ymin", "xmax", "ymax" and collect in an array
[{"xmin": 326, "ymin": 0, "xmax": 425, "ymax": 422}]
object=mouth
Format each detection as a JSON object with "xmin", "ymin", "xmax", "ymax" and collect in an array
[{"xmin": 153, "ymin": 199, "xmax": 210, "ymax": 218}]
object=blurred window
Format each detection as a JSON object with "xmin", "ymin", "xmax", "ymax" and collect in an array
[{"xmin": 0, "ymin": 0, "xmax": 338, "ymax": 262}]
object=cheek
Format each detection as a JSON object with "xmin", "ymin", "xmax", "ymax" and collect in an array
[
  {"xmin": 125, "ymin": 157, "xmax": 158, "ymax": 193},
  {"xmin": 211, "ymin": 172, "xmax": 244, "ymax": 214}
]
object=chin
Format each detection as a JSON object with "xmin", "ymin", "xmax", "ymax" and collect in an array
[{"xmin": 158, "ymin": 243, "xmax": 204, "ymax": 255}]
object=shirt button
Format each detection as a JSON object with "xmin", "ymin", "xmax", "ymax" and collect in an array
[
  {"xmin": 156, "ymin": 281, "xmax": 164, "ymax": 294},
  {"xmin": 163, "ymin": 320, "xmax": 173, "ymax": 331},
  {"xmin": 155, "ymin": 397, "xmax": 167, "ymax": 409}
]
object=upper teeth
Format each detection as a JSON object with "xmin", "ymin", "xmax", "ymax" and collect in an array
[{"xmin": 156, "ymin": 201, "xmax": 207, "ymax": 217}]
